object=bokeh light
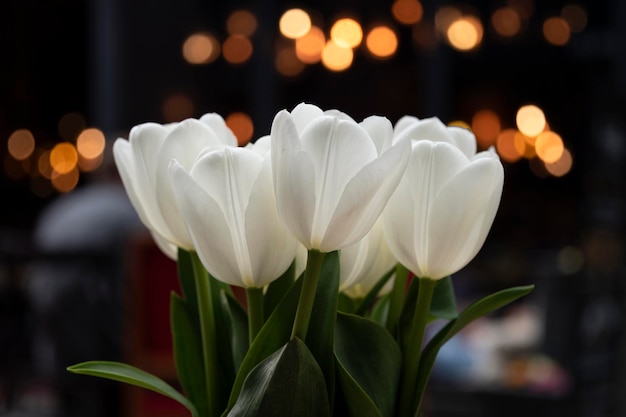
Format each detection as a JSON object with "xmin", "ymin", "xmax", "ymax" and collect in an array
[
  {"xmin": 491, "ymin": 7, "xmax": 522, "ymax": 37},
  {"xmin": 544, "ymin": 147, "xmax": 573, "ymax": 177},
  {"xmin": 163, "ymin": 94, "xmax": 195, "ymax": 122},
  {"xmin": 275, "ymin": 44, "xmax": 306, "ymax": 77},
  {"xmin": 365, "ymin": 25, "xmax": 398, "ymax": 58},
  {"xmin": 561, "ymin": 4, "xmax": 587, "ymax": 33},
  {"xmin": 535, "ymin": 131, "xmax": 564, "ymax": 163},
  {"xmin": 76, "ymin": 128, "xmax": 106, "ymax": 160},
  {"xmin": 50, "ymin": 142, "xmax": 78, "ymax": 175},
  {"xmin": 225, "ymin": 112, "xmax": 254, "ymax": 146},
  {"xmin": 330, "ymin": 18, "xmax": 363, "ymax": 49},
  {"xmin": 38, "ymin": 150, "xmax": 53, "ymax": 179},
  {"xmin": 8, "ymin": 129, "xmax": 35, "ymax": 161},
  {"xmin": 58, "ymin": 112, "xmax": 86, "ymax": 141},
  {"xmin": 227, "ymin": 9, "xmax": 258, "ymax": 37},
  {"xmin": 51, "ymin": 166, "xmax": 80, "ymax": 193},
  {"xmin": 182, "ymin": 32, "xmax": 220, "ymax": 64},
  {"xmin": 391, "ymin": 0, "xmax": 423, "ymax": 25},
  {"xmin": 496, "ymin": 128, "xmax": 523, "ymax": 163},
  {"xmin": 321, "ymin": 40, "xmax": 353, "ymax": 71},
  {"xmin": 471, "ymin": 110, "xmax": 501, "ymax": 148},
  {"xmin": 543, "ymin": 17, "xmax": 571, "ymax": 46},
  {"xmin": 279, "ymin": 8, "xmax": 311, "ymax": 39},
  {"xmin": 516, "ymin": 105, "xmax": 546, "ymax": 137},
  {"xmin": 508, "ymin": 0, "xmax": 534, "ymax": 20},
  {"xmin": 223, "ymin": 35, "xmax": 253, "ymax": 64},
  {"xmin": 446, "ymin": 16, "xmax": 483, "ymax": 51},
  {"xmin": 514, "ymin": 130, "xmax": 537, "ymax": 159},
  {"xmin": 78, "ymin": 152, "xmax": 104, "ymax": 173},
  {"xmin": 295, "ymin": 26, "xmax": 325, "ymax": 64},
  {"xmin": 434, "ymin": 6, "xmax": 462, "ymax": 34}
]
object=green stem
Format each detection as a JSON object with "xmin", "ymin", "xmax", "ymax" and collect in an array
[
  {"xmin": 191, "ymin": 252, "xmax": 220, "ymax": 417},
  {"xmin": 291, "ymin": 249, "xmax": 326, "ymax": 341},
  {"xmin": 246, "ymin": 287, "xmax": 265, "ymax": 344},
  {"xmin": 398, "ymin": 277, "xmax": 437, "ymax": 417},
  {"xmin": 386, "ymin": 263, "xmax": 409, "ymax": 334}
]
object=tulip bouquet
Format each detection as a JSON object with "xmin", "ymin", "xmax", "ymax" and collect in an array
[{"xmin": 68, "ymin": 103, "xmax": 533, "ymax": 417}]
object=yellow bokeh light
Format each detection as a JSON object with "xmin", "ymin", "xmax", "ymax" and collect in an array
[
  {"xmin": 223, "ymin": 35, "xmax": 253, "ymax": 64},
  {"xmin": 392, "ymin": 0, "xmax": 424, "ymax": 25},
  {"xmin": 496, "ymin": 128, "xmax": 523, "ymax": 162},
  {"xmin": 321, "ymin": 40, "xmax": 353, "ymax": 71},
  {"xmin": 227, "ymin": 9, "xmax": 258, "ymax": 37},
  {"xmin": 225, "ymin": 112, "xmax": 254, "ymax": 146},
  {"xmin": 491, "ymin": 7, "xmax": 521, "ymax": 37},
  {"xmin": 279, "ymin": 8, "xmax": 311, "ymax": 39},
  {"xmin": 330, "ymin": 18, "xmax": 363, "ymax": 49},
  {"xmin": 516, "ymin": 104, "xmax": 546, "ymax": 137},
  {"xmin": 182, "ymin": 32, "xmax": 220, "ymax": 64},
  {"xmin": 447, "ymin": 16, "xmax": 483, "ymax": 51},
  {"xmin": 8, "ymin": 129, "xmax": 35, "ymax": 161},
  {"xmin": 365, "ymin": 25, "xmax": 398, "ymax": 58},
  {"xmin": 295, "ymin": 26, "xmax": 325, "ymax": 64},
  {"xmin": 471, "ymin": 110, "xmax": 501, "ymax": 149},
  {"xmin": 543, "ymin": 17, "xmax": 571, "ymax": 46},
  {"xmin": 514, "ymin": 130, "xmax": 537, "ymax": 159},
  {"xmin": 544, "ymin": 147, "xmax": 573, "ymax": 177},
  {"xmin": 448, "ymin": 120, "xmax": 471, "ymax": 129},
  {"xmin": 561, "ymin": 4, "xmax": 587, "ymax": 33},
  {"xmin": 50, "ymin": 142, "xmax": 78, "ymax": 175},
  {"xmin": 163, "ymin": 94, "xmax": 195, "ymax": 123},
  {"xmin": 76, "ymin": 128, "xmax": 106, "ymax": 160},
  {"xmin": 535, "ymin": 131, "xmax": 564, "ymax": 163},
  {"xmin": 276, "ymin": 45, "xmax": 306, "ymax": 77},
  {"xmin": 51, "ymin": 166, "xmax": 80, "ymax": 193},
  {"xmin": 58, "ymin": 112, "xmax": 86, "ymax": 141}
]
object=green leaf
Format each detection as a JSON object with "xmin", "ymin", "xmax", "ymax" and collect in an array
[
  {"xmin": 334, "ymin": 312, "xmax": 402, "ymax": 417},
  {"xmin": 413, "ymin": 285, "xmax": 535, "ymax": 415},
  {"xmin": 354, "ymin": 267, "xmax": 395, "ymax": 316},
  {"xmin": 429, "ymin": 276, "xmax": 458, "ymax": 320},
  {"xmin": 368, "ymin": 293, "xmax": 391, "ymax": 326},
  {"xmin": 227, "ymin": 339, "xmax": 330, "ymax": 417},
  {"xmin": 224, "ymin": 276, "xmax": 303, "ymax": 415},
  {"xmin": 178, "ymin": 248, "xmax": 198, "ymax": 310},
  {"xmin": 208, "ymin": 274, "xmax": 237, "ymax": 392},
  {"xmin": 337, "ymin": 293, "xmax": 357, "ymax": 314},
  {"xmin": 171, "ymin": 293, "xmax": 207, "ymax": 417},
  {"xmin": 221, "ymin": 290, "xmax": 249, "ymax": 372},
  {"xmin": 68, "ymin": 361, "xmax": 198, "ymax": 417},
  {"xmin": 263, "ymin": 261, "xmax": 296, "ymax": 319},
  {"xmin": 305, "ymin": 250, "xmax": 340, "ymax": 404}
]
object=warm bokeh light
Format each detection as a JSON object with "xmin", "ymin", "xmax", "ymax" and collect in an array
[
  {"xmin": 496, "ymin": 129, "xmax": 523, "ymax": 162},
  {"xmin": 295, "ymin": 26, "xmax": 325, "ymax": 64},
  {"xmin": 8, "ymin": 129, "xmax": 35, "ymax": 161},
  {"xmin": 223, "ymin": 35, "xmax": 253, "ymax": 64},
  {"xmin": 330, "ymin": 18, "xmax": 363, "ymax": 49},
  {"xmin": 225, "ymin": 112, "xmax": 254, "ymax": 146},
  {"xmin": 51, "ymin": 166, "xmax": 80, "ymax": 193},
  {"xmin": 561, "ymin": 4, "xmax": 587, "ymax": 33},
  {"xmin": 163, "ymin": 94, "xmax": 194, "ymax": 122},
  {"xmin": 50, "ymin": 142, "xmax": 78, "ymax": 175},
  {"xmin": 58, "ymin": 112, "xmax": 86, "ymax": 141},
  {"xmin": 365, "ymin": 25, "xmax": 398, "ymax": 58},
  {"xmin": 434, "ymin": 6, "xmax": 462, "ymax": 34},
  {"xmin": 508, "ymin": 0, "xmax": 534, "ymax": 20},
  {"xmin": 391, "ymin": 0, "xmax": 423, "ymax": 25},
  {"xmin": 491, "ymin": 7, "xmax": 522, "ymax": 37},
  {"xmin": 535, "ymin": 131, "xmax": 564, "ymax": 163},
  {"xmin": 446, "ymin": 16, "xmax": 483, "ymax": 51},
  {"xmin": 38, "ymin": 150, "xmax": 53, "ymax": 179},
  {"xmin": 321, "ymin": 40, "xmax": 353, "ymax": 71},
  {"xmin": 448, "ymin": 120, "xmax": 471, "ymax": 129},
  {"xmin": 545, "ymin": 147, "xmax": 573, "ymax": 177},
  {"xmin": 275, "ymin": 45, "xmax": 306, "ymax": 77},
  {"xmin": 227, "ymin": 9, "xmax": 258, "ymax": 37},
  {"xmin": 472, "ymin": 110, "xmax": 501, "ymax": 148},
  {"xmin": 543, "ymin": 17, "xmax": 571, "ymax": 46},
  {"xmin": 78, "ymin": 152, "xmax": 104, "ymax": 172},
  {"xmin": 76, "ymin": 128, "xmax": 106, "ymax": 160},
  {"xmin": 516, "ymin": 105, "xmax": 546, "ymax": 137},
  {"xmin": 412, "ymin": 21, "xmax": 439, "ymax": 50},
  {"xmin": 182, "ymin": 32, "xmax": 220, "ymax": 64},
  {"xmin": 514, "ymin": 130, "xmax": 537, "ymax": 159},
  {"xmin": 279, "ymin": 8, "xmax": 311, "ymax": 39}
]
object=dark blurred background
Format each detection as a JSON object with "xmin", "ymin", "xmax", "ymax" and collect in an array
[{"xmin": 2, "ymin": 0, "xmax": 626, "ymax": 416}]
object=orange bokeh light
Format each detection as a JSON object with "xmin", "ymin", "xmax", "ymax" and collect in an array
[
  {"xmin": 225, "ymin": 112, "xmax": 254, "ymax": 146},
  {"xmin": 491, "ymin": 7, "xmax": 521, "ymax": 37},
  {"xmin": 543, "ymin": 17, "xmax": 571, "ymax": 46},
  {"xmin": 50, "ymin": 142, "xmax": 78, "ymax": 175},
  {"xmin": 295, "ymin": 26, "xmax": 325, "ymax": 64},
  {"xmin": 279, "ymin": 9, "xmax": 311, "ymax": 39},
  {"xmin": 544, "ymin": 148, "xmax": 573, "ymax": 177},
  {"xmin": 330, "ymin": 18, "xmax": 363, "ymax": 49},
  {"xmin": 392, "ymin": 0, "xmax": 424, "ymax": 25},
  {"xmin": 223, "ymin": 35, "xmax": 253, "ymax": 64},
  {"xmin": 227, "ymin": 9, "xmax": 258, "ymax": 37},
  {"xmin": 446, "ymin": 16, "xmax": 483, "ymax": 51},
  {"xmin": 471, "ymin": 110, "xmax": 501, "ymax": 148},
  {"xmin": 535, "ymin": 131, "xmax": 564, "ymax": 163},
  {"xmin": 496, "ymin": 129, "xmax": 522, "ymax": 163},
  {"xmin": 76, "ymin": 128, "xmax": 106, "ymax": 160},
  {"xmin": 365, "ymin": 25, "xmax": 398, "ymax": 58},
  {"xmin": 182, "ymin": 32, "xmax": 220, "ymax": 64},
  {"xmin": 321, "ymin": 40, "xmax": 353, "ymax": 71},
  {"xmin": 8, "ymin": 129, "xmax": 35, "ymax": 161}
]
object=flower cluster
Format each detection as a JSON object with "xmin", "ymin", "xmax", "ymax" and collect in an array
[{"xmin": 69, "ymin": 103, "xmax": 533, "ymax": 417}]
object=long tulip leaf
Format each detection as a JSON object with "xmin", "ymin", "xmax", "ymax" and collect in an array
[{"xmin": 67, "ymin": 361, "xmax": 198, "ymax": 417}]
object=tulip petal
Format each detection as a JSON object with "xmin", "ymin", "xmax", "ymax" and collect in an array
[
  {"xmin": 360, "ymin": 116, "xmax": 394, "ymax": 155},
  {"xmin": 447, "ymin": 126, "xmax": 477, "ymax": 159},
  {"xmin": 271, "ymin": 111, "xmax": 316, "ymax": 247},
  {"xmin": 426, "ymin": 156, "xmax": 504, "ymax": 279},
  {"xmin": 290, "ymin": 103, "xmax": 324, "ymax": 132},
  {"xmin": 394, "ymin": 117, "xmax": 449, "ymax": 144},
  {"xmin": 393, "ymin": 115, "xmax": 420, "ymax": 139},
  {"xmin": 199, "ymin": 113, "xmax": 238, "ymax": 146},
  {"xmin": 322, "ymin": 138, "xmax": 411, "ymax": 251}
]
